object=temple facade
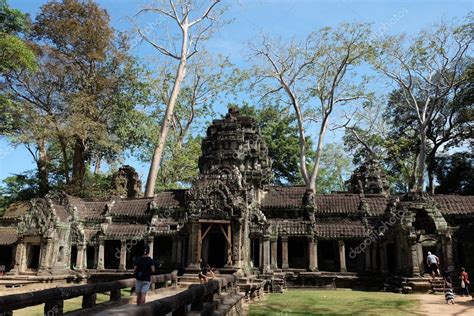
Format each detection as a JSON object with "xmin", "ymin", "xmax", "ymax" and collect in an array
[{"xmin": 0, "ymin": 108, "xmax": 473, "ymax": 283}]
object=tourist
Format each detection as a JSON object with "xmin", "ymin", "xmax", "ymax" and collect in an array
[
  {"xmin": 134, "ymin": 245, "xmax": 155, "ymax": 305},
  {"xmin": 198, "ymin": 263, "xmax": 215, "ymax": 284},
  {"xmin": 460, "ymin": 267, "xmax": 470, "ymax": 297},
  {"xmin": 443, "ymin": 271, "xmax": 455, "ymax": 304},
  {"xmin": 426, "ymin": 252, "xmax": 440, "ymax": 278}
]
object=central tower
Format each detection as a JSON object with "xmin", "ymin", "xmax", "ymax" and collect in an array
[{"xmin": 185, "ymin": 107, "xmax": 272, "ymax": 272}]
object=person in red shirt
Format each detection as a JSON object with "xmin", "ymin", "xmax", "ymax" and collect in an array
[{"xmin": 460, "ymin": 267, "xmax": 470, "ymax": 297}]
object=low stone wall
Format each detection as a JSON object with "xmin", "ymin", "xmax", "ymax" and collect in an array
[{"xmin": 0, "ymin": 272, "xmax": 177, "ymax": 316}]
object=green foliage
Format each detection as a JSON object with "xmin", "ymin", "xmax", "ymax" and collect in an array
[
  {"xmin": 0, "ymin": 0, "xmax": 28, "ymax": 34},
  {"xmin": 317, "ymin": 144, "xmax": 351, "ymax": 193},
  {"xmin": 0, "ymin": 172, "xmax": 39, "ymax": 216},
  {"xmin": 435, "ymin": 152, "xmax": 473, "ymax": 195},
  {"xmin": 239, "ymin": 103, "xmax": 308, "ymax": 185},
  {"xmin": 155, "ymin": 136, "xmax": 202, "ymax": 190},
  {"xmin": 0, "ymin": 33, "xmax": 37, "ymax": 73}
]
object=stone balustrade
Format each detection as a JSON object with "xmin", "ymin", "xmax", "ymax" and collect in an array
[
  {"xmin": 119, "ymin": 274, "xmax": 239, "ymax": 316},
  {"xmin": 0, "ymin": 272, "xmax": 177, "ymax": 316}
]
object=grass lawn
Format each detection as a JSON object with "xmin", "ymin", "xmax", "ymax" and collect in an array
[
  {"xmin": 13, "ymin": 288, "xmax": 132, "ymax": 316},
  {"xmin": 249, "ymin": 289, "xmax": 419, "ymax": 316}
]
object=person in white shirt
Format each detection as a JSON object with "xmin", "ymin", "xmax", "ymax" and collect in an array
[{"xmin": 426, "ymin": 252, "xmax": 440, "ymax": 278}]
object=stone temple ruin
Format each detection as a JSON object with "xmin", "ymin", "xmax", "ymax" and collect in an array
[{"xmin": 0, "ymin": 108, "xmax": 473, "ymax": 292}]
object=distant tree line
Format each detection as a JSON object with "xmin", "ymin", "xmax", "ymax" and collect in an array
[{"xmin": 0, "ymin": 0, "xmax": 472, "ymax": 215}]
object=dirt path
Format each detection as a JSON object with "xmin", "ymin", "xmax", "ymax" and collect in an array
[{"xmin": 418, "ymin": 294, "xmax": 473, "ymax": 315}]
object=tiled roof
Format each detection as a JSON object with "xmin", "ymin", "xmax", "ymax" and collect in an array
[
  {"xmin": 0, "ymin": 227, "xmax": 18, "ymax": 245},
  {"xmin": 105, "ymin": 224, "xmax": 148, "ymax": 238},
  {"xmin": 365, "ymin": 196, "xmax": 390, "ymax": 216},
  {"xmin": 315, "ymin": 195, "xmax": 360, "ymax": 214},
  {"xmin": 109, "ymin": 190, "xmax": 186, "ymax": 217},
  {"xmin": 434, "ymin": 195, "xmax": 474, "ymax": 215},
  {"xmin": 261, "ymin": 186, "xmax": 309, "ymax": 208},
  {"xmin": 315, "ymin": 220, "xmax": 368, "ymax": 239},
  {"xmin": 261, "ymin": 187, "xmax": 362, "ymax": 214},
  {"xmin": 110, "ymin": 198, "xmax": 153, "ymax": 217},
  {"xmin": 153, "ymin": 190, "xmax": 186, "ymax": 208},
  {"xmin": 80, "ymin": 201, "xmax": 108, "ymax": 219}
]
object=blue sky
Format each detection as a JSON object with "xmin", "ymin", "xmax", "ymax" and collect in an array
[{"xmin": 1, "ymin": 0, "xmax": 472, "ymax": 183}]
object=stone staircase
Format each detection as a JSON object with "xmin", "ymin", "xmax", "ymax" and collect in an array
[{"xmin": 383, "ymin": 276, "xmax": 445, "ymax": 293}]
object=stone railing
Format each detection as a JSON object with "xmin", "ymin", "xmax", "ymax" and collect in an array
[
  {"xmin": 122, "ymin": 274, "xmax": 239, "ymax": 316},
  {"xmin": 0, "ymin": 272, "xmax": 177, "ymax": 316}
]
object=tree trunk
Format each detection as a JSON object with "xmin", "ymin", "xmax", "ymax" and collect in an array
[
  {"xmin": 94, "ymin": 154, "xmax": 101, "ymax": 175},
  {"xmin": 416, "ymin": 124, "xmax": 427, "ymax": 193},
  {"xmin": 57, "ymin": 134, "xmax": 70, "ymax": 184},
  {"xmin": 309, "ymin": 114, "xmax": 330, "ymax": 192},
  {"xmin": 144, "ymin": 27, "xmax": 189, "ymax": 197},
  {"xmin": 71, "ymin": 136, "xmax": 87, "ymax": 189},
  {"xmin": 36, "ymin": 139, "xmax": 49, "ymax": 196}
]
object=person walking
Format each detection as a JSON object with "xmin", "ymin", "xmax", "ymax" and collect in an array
[
  {"xmin": 134, "ymin": 245, "xmax": 155, "ymax": 305},
  {"xmin": 443, "ymin": 270, "xmax": 455, "ymax": 304},
  {"xmin": 426, "ymin": 252, "xmax": 440, "ymax": 278},
  {"xmin": 460, "ymin": 267, "xmax": 470, "ymax": 297}
]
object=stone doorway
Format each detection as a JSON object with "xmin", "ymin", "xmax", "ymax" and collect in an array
[
  {"xmin": 199, "ymin": 220, "xmax": 232, "ymax": 268},
  {"xmin": 422, "ymin": 246, "xmax": 438, "ymax": 275},
  {"xmin": 0, "ymin": 246, "xmax": 13, "ymax": 272},
  {"xmin": 26, "ymin": 244, "xmax": 41, "ymax": 270},
  {"xmin": 70, "ymin": 245, "xmax": 78, "ymax": 269}
]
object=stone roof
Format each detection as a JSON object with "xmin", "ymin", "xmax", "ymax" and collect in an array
[
  {"xmin": 104, "ymin": 224, "xmax": 148, "ymax": 238},
  {"xmin": 0, "ymin": 227, "xmax": 18, "ymax": 245},
  {"xmin": 315, "ymin": 220, "xmax": 368, "ymax": 239},
  {"xmin": 2, "ymin": 201, "xmax": 31, "ymax": 219},
  {"xmin": 434, "ymin": 195, "xmax": 474, "ymax": 215}
]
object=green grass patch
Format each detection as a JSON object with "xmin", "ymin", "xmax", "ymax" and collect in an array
[{"xmin": 249, "ymin": 289, "xmax": 419, "ymax": 316}]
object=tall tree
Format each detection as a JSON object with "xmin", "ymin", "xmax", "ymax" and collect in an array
[
  {"xmin": 1, "ymin": 0, "xmax": 151, "ymax": 195},
  {"xmin": 372, "ymin": 20, "xmax": 472, "ymax": 193},
  {"xmin": 251, "ymin": 23, "xmax": 374, "ymax": 192},
  {"xmin": 135, "ymin": 0, "xmax": 225, "ymax": 197},
  {"xmin": 434, "ymin": 152, "xmax": 473, "ymax": 195}
]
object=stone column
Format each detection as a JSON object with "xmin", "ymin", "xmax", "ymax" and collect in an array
[
  {"xmin": 308, "ymin": 237, "xmax": 318, "ymax": 271},
  {"xmin": 442, "ymin": 235, "xmax": 454, "ymax": 270},
  {"xmin": 379, "ymin": 241, "xmax": 388, "ymax": 274},
  {"xmin": 410, "ymin": 242, "xmax": 420, "ymax": 276},
  {"xmin": 176, "ymin": 237, "xmax": 182, "ymax": 267},
  {"xmin": 338, "ymin": 240, "xmax": 347, "ymax": 273},
  {"xmin": 12, "ymin": 241, "xmax": 26, "ymax": 274},
  {"xmin": 119, "ymin": 240, "xmax": 127, "ymax": 270},
  {"xmin": 147, "ymin": 236, "xmax": 155, "ymax": 260},
  {"xmin": 364, "ymin": 244, "xmax": 371, "ymax": 271},
  {"xmin": 76, "ymin": 244, "xmax": 85, "ymax": 270},
  {"xmin": 262, "ymin": 236, "xmax": 271, "ymax": 273},
  {"xmin": 395, "ymin": 238, "xmax": 402, "ymax": 273},
  {"xmin": 270, "ymin": 237, "xmax": 278, "ymax": 270},
  {"xmin": 171, "ymin": 236, "xmax": 177, "ymax": 264},
  {"xmin": 97, "ymin": 238, "xmax": 105, "ymax": 270},
  {"xmin": 39, "ymin": 238, "xmax": 53, "ymax": 272},
  {"xmin": 281, "ymin": 236, "xmax": 289, "ymax": 270},
  {"xmin": 371, "ymin": 243, "xmax": 378, "ymax": 272},
  {"xmin": 187, "ymin": 221, "xmax": 199, "ymax": 267},
  {"xmin": 259, "ymin": 237, "xmax": 263, "ymax": 269}
]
